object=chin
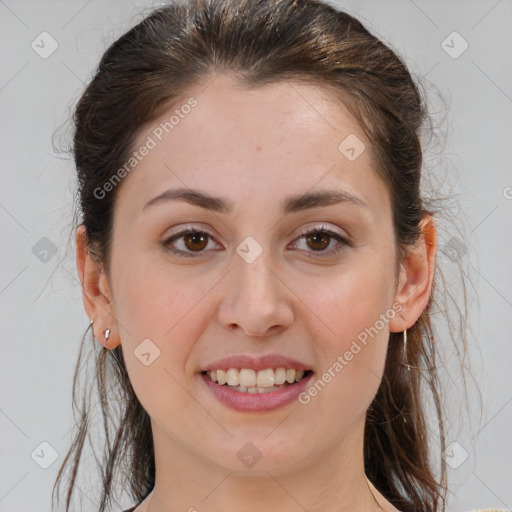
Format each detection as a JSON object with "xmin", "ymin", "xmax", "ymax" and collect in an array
[{"xmin": 203, "ymin": 434, "xmax": 313, "ymax": 476}]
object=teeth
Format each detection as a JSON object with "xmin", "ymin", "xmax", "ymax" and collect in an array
[
  {"xmin": 274, "ymin": 367, "xmax": 287, "ymax": 385},
  {"xmin": 217, "ymin": 369, "xmax": 227, "ymax": 385},
  {"xmin": 206, "ymin": 367, "xmax": 309, "ymax": 388},
  {"xmin": 226, "ymin": 368, "xmax": 239, "ymax": 386},
  {"xmin": 256, "ymin": 368, "xmax": 274, "ymax": 387},
  {"xmin": 239, "ymin": 368, "xmax": 256, "ymax": 387},
  {"xmin": 226, "ymin": 385, "xmax": 287, "ymax": 394}
]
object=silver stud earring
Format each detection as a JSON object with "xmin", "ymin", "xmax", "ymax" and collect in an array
[{"xmin": 104, "ymin": 328, "xmax": 111, "ymax": 341}]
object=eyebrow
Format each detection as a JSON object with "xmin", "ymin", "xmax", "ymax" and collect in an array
[{"xmin": 142, "ymin": 187, "xmax": 369, "ymax": 215}]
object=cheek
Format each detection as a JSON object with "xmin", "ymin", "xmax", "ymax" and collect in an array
[
  {"xmin": 111, "ymin": 243, "xmax": 212, "ymax": 339},
  {"xmin": 110, "ymin": 248, "xmax": 215, "ymax": 401},
  {"xmin": 295, "ymin": 256, "xmax": 394, "ymax": 406},
  {"xmin": 113, "ymin": 262, "xmax": 215, "ymax": 423},
  {"xmin": 298, "ymin": 261, "xmax": 395, "ymax": 349},
  {"xmin": 298, "ymin": 282, "xmax": 391, "ymax": 427}
]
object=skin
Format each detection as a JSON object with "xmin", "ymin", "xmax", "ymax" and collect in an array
[{"xmin": 76, "ymin": 74, "xmax": 436, "ymax": 512}]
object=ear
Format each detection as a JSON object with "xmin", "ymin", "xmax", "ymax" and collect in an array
[
  {"xmin": 389, "ymin": 215, "xmax": 437, "ymax": 332},
  {"xmin": 76, "ymin": 225, "xmax": 121, "ymax": 349}
]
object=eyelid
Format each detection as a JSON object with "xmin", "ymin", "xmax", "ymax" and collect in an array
[{"xmin": 294, "ymin": 222, "xmax": 347, "ymax": 240}]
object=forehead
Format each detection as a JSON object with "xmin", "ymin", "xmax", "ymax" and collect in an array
[{"xmin": 114, "ymin": 74, "xmax": 390, "ymax": 220}]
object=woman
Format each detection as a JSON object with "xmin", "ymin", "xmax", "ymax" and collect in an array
[{"xmin": 51, "ymin": 0, "xmax": 487, "ymax": 511}]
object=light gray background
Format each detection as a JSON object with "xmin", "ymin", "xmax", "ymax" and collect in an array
[{"xmin": 1, "ymin": 1, "xmax": 511, "ymax": 511}]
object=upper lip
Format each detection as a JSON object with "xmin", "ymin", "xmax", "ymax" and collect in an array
[{"xmin": 200, "ymin": 354, "xmax": 313, "ymax": 372}]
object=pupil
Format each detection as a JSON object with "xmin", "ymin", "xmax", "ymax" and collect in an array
[
  {"xmin": 186, "ymin": 232, "xmax": 207, "ymax": 251},
  {"xmin": 307, "ymin": 232, "xmax": 329, "ymax": 250}
]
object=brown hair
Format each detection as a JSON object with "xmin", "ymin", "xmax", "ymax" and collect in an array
[{"xmin": 52, "ymin": 0, "xmax": 474, "ymax": 511}]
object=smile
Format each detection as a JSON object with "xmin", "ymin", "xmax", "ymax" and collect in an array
[
  {"xmin": 201, "ymin": 368, "xmax": 315, "ymax": 412},
  {"xmin": 203, "ymin": 367, "xmax": 312, "ymax": 393}
]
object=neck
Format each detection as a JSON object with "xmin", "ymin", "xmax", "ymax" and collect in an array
[{"xmin": 136, "ymin": 417, "xmax": 397, "ymax": 512}]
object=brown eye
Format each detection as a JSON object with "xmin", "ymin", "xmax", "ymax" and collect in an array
[
  {"xmin": 305, "ymin": 232, "xmax": 331, "ymax": 251},
  {"xmin": 292, "ymin": 225, "xmax": 351, "ymax": 259},
  {"xmin": 183, "ymin": 232, "xmax": 209, "ymax": 251},
  {"xmin": 163, "ymin": 229, "xmax": 220, "ymax": 257}
]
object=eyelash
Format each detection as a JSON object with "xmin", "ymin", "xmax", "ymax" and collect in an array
[{"xmin": 162, "ymin": 225, "xmax": 351, "ymax": 259}]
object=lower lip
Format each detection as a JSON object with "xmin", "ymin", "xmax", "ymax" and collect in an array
[{"xmin": 201, "ymin": 372, "xmax": 314, "ymax": 412}]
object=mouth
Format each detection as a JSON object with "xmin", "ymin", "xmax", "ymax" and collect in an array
[
  {"xmin": 200, "ymin": 368, "xmax": 314, "ymax": 394},
  {"xmin": 200, "ymin": 366, "xmax": 315, "ymax": 412}
]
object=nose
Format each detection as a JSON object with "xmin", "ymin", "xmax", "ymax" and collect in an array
[{"xmin": 217, "ymin": 247, "xmax": 294, "ymax": 337}]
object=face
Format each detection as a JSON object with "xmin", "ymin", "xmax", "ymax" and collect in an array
[{"xmin": 90, "ymin": 74, "xmax": 408, "ymax": 476}]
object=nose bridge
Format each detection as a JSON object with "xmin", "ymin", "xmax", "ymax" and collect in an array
[
  {"xmin": 218, "ymin": 236, "xmax": 293, "ymax": 336},
  {"xmin": 237, "ymin": 245, "xmax": 277, "ymax": 300}
]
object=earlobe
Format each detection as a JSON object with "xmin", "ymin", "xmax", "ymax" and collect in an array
[
  {"xmin": 389, "ymin": 215, "xmax": 437, "ymax": 333},
  {"xmin": 76, "ymin": 225, "xmax": 120, "ymax": 349}
]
